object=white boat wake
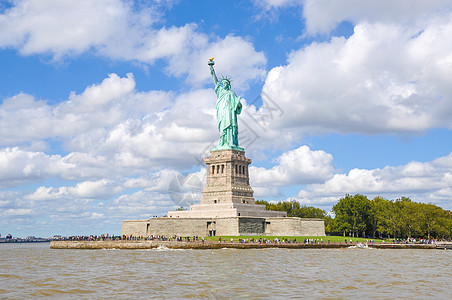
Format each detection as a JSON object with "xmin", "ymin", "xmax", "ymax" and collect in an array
[{"xmin": 348, "ymin": 243, "xmax": 371, "ymax": 249}]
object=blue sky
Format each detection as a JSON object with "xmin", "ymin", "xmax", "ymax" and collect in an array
[{"xmin": 1, "ymin": 0, "xmax": 452, "ymax": 237}]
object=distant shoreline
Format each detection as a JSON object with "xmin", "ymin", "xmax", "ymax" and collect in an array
[
  {"xmin": 50, "ymin": 240, "xmax": 445, "ymax": 250},
  {"xmin": 0, "ymin": 239, "xmax": 51, "ymax": 243}
]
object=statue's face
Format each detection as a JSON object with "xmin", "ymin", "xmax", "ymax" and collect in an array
[{"xmin": 222, "ymin": 80, "xmax": 230, "ymax": 90}]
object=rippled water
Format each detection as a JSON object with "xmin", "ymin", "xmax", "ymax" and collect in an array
[{"xmin": 1, "ymin": 243, "xmax": 451, "ymax": 299}]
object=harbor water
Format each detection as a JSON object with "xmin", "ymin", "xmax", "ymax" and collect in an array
[{"xmin": 1, "ymin": 243, "xmax": 451, "ymax": 299}]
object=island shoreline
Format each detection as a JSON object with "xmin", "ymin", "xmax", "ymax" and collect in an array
[{"xmin": 50, "ymin": 240, "xmax": 445, "ymax": 250}]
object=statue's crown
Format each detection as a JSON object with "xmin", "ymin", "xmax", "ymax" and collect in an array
[{"xmin": 221, "ymin": 76, "xmax": 231, "ymax": 84}]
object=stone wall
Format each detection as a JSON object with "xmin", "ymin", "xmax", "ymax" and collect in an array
[
  {"xmin": 266, "ymin": 218, "xmax": 325, "ymax": 236},
  {"xmin": 266, "ymin": 218, "xmax": 301, "ymax": 236},
  {"xmin": 299, "ymin": 219, "xmax": 326, "ymax": 236},
  {"xmin": 215, "ymin": 218, "xmax": 238, "ymax": 236},
  {"xmin": 148, "ymin": 218, "xmax": 209, "ymax": 236},
  {"xmin": 238, "ymin": 218, "xmax": 265, "ymax": 235},
  {"xmin": 122, "ymin": 220, "xmax": 149, "ymax": 236},
  {"xmin": 168, "ymin": 203, "xmax": 286, "ymax": 218},
  {"xmin": 122, "ymin": 218, "xmax": 231, "ymax": 237},
  {"xmin": 122, "ymin": 217, "xmax": 325, "ymax": 237}
]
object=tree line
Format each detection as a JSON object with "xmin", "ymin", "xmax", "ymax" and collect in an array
[
  {"xmin": 256, "ymin": 199, "xmax": 327, "ymax": 219},
  {"xmin": 256, "ymin": 195, "xmax": 452, "ymax": 239}
]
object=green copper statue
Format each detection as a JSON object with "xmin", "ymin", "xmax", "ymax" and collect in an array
[{"xmin": 208, "ymin": 58, "xmax": 244, "ymax": 151}]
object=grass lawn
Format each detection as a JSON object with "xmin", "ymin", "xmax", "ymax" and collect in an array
[{"xmin": 203, "ymin": 235, "xmax": 385, "ymax": 243}]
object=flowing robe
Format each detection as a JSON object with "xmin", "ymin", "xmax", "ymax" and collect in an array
[{"xmin": 214, "ymin": 82, "xmax": 242, "ymax": 148}]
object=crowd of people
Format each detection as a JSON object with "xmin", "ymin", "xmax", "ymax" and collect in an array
[
  {"xmin": 390, "ymin": 238, "xmax": 439, "ymax": 244},
  {"xmin": 52, "ymin": 234, "xmax": 444, "ymax": 244},
  {"xmin": 53, "ymin": 234, "xmax": 203, "ymax": 242}
]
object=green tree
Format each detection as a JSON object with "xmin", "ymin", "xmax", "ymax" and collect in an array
[
  {"xmin": 323, "ymin": 215, "xmax": 334, "ymax": 232},
  {"xmin": 398, "ymin": 198, "xmax": 422, "ymax": 239},
  {"xmin": 255, "ymin": 200, "xmax": 327, "ymax": 218},
  {"xmin": 419, "ymin": 203, "xmax": 449, "ymax": 239},
  {"xmin": 258, "ymin": 197, "xmax": 452, "ymax": 240},
  {"xmin": 292, "ymin": 204, "xmax": 326, "ymax": 218},
  {"xmin": 447, "ymin": 210, "xmax": 452, "ymax": 238},
  {"xmin": 384, "ymin": 200, "xmax": 401, "ymax": 239},
  {"xmin": 332, "ymin": 194, "xmax": 372, "ymax": 237},
  {"xmin": 370, "ymin": 196, "xmax": 388, "ymax": 238}
]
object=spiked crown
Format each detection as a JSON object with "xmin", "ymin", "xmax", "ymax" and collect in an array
[{"xmin": 221, "ymin": 76, "xmax": 231, "ymax": 85}]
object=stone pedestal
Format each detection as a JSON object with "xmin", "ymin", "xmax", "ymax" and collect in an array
[
  {"xmin": 201, "ymin": 149, "xmax": 254, "ymax": 205},
  {"xmin": 168, "ymin": 149, "xmax": 286, "ymax": 219}
]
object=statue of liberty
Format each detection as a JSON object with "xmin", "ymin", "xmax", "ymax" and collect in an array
[{"xmin": 208, "ymin": 58, "xmax": 244, "ymax": 151}]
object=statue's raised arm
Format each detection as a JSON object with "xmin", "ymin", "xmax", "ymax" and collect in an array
[
  {"xmin": 208, "ymin": 57, "xmax": 219, "ymax": 86},
  {"xmin": 208, "ymin": 58, "xmax": 244, "ymax": 152}
]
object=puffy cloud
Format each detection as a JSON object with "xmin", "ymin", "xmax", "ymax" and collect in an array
[
  {"xmin": 124, "ymin": 168, "xmax": 203, "ymax": 195},
  {"xmin": 250, "ymin": 145, "xmax": 334, "ymax": 186},
  {"xmin": 302, "ymin": 0, "xmax": 452, "ymax": 35},
  {"xmin": 109, "ymin": 190, "xmax": 174, "ymax": 220},
  {"xmin": 296, "ymin": 152, "xmax": 452, "ymax": 210},
  {"xmin": 0, "ymin": 0, "xmax": 158, "ymax": 58},
  {"xmin": 255, "ymin": 1, "xmax": 452, "ymax": 35},
  {"xmin": 0, "ymin": 73, "xmax": 150, "ymax": 147},
  {"xmin": 26, "ymin": 179, "xmax": 122, "ymax": 201},
  {"xmin": 0, "ymin": 73, "xmax": 221, "ymax": 187},
  {"xmin": 67, "ymin": 73, "xmax": 136, "ymax": 111},
  {"xmin": 262, "ymin": 19, "xmax": 452, "ymax": 135},
  {"xmin": 249, "ymin": 1, "xmax": 452, "ymax": 140},
  {"xmin": 0, "ymin": 93, "xmax": 55, "ymax": 145},
  {"xmin": 253, "ymin": 186, "xmax": 281, "ymax": 198},
  {"xmin": 0, "ymin": 147, "xmax": 75, "ymax": 188},
  {"xmin": 0, "ymin": 167, "xmax": 204, "ymax": 235},
  {"xmin": 0, "ymin": 0, "xmax": 266, "ymax": 87},
  {"xmin": 166, "ymin": 35, "xmax": 267, "ymax": 91}
]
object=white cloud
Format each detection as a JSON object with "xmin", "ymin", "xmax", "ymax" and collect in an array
[
  {"xmin": 0, "ymin": 0, "xmax": 266, "ymax": 88},
  {"xmin": 3, "ymin": 208, "xmax": 33, "ymax": 216},
  {"xmin": 166, "ymin": 34, "xmax": 267, "ymax": 91},
  {"xmin": 68, "ymin": 73, "xmax": 136, "ymax": 110},
  {"xmin": 110, "ymin": 190, "xmax": 174, "ymax": 219},
  {"xmin": 249, "ymin": 1, "xmax": 452, "ymax": 140},
  {"xmin": 0, "ymin": 73, "xmax": 152, "ymax": 147},
  {"xmin": 0, "ymin": 93, "xmax": 55, "ymax": 145},
  {"xmin": 0, "ymin": 147, "xmax": 75, "ymax": 188},
  {"xmin": 0, "ymin": 0, "xmax": 158, "ymax": 58},
  {"xmin": 253, "ymin": 186, "xmax": 281, "ymax": 198},
  {"xmin": 296, "ymin": 152, "xmax": 452, "ymax": 210},
  {"xmin": 250, "ymin": 145, "xmax": 334, "ymax": 186},
  {"xmin": 262, "ymin": 18, "xmax": 452, "ymax": 135},
  {"xmin": 1, "ymin": 164, "xmax": 206, "ymax": 229},
  {"xmin": 26, "ymin": 179, "xmax": 122, "ymax": 202},
  {"xmin": 256, "ymin": 1, "xmax": 452, "ymax": 35},
  {"xmin": 302, "ymin": 0, "xmax": 452, "ymax": 35},
  {"xmin": 0, "ymin": 73, "xmax": 223, "ymax": 187}
]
